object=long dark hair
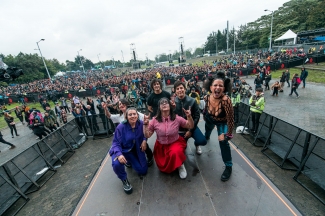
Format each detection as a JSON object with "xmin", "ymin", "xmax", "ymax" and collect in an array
[
  {"xmin": 203, "ymin": 72, "xmax": 232, "ymax": 96},
  {"xmin": 118, "ymin": 98, "xmax": 130, "ymax": 116},
  {"xmin": 155, "ymin": 97, "xmax": 176, "ymax": 122}
]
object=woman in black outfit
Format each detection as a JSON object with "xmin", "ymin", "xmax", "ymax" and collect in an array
[{"xmin": 4, "ymin": 112, "xmax": 19, "ymax": 138}]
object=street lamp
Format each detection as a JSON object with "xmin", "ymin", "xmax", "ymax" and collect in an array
[
  {"xmin": 36, "ymin": 39, "xmax": 52, "ymax": 82},
  {"xmin": 97, "ymin": 53, "xmax": 103, "ymax": 69},
  {"xmin": 265, "ymin": 9, "xmax": 274, "ymax": 51},
  {"xmin": 77, "ymin": 49, "xmax": 86, "ymax": 73}
]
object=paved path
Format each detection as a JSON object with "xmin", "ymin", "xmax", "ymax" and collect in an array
[{"xmin": 243, "ymin": 77, "xmax": 325, "ymax": 137}]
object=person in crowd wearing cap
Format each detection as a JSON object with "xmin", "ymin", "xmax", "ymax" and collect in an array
[
  {"xmin": 300, "ymin": 67, "xmax": 308, "ymax": 88},
  {"xmin": 147, "ymin": 78, "xmax": 171, "ymax": 117},
  {"xmin": 143, "ymin": 97, "xmax": 194, "ymax": 179},
  {"xmin": 14, "ymin": 106, "xmax": 24, "ymax": 125},
  {"xmin": 0, "ymin": 131, "xmax": 16, "ymax": 152},
  {"xmin": 231, "ymin": 87, "xmax": 241, "ymax": 123},
  {"xmin": 289, "ymin": 73, "xmax": 300, "ymax": 98},
  {"xmin": 173, "ymin": 81, "xmax": 206, "ymax": 155},
  {"xmin": 203, "ymin": 72, "xmax": 234, "ymax": 182},
  {"xmin": 109, "ymin": 107, "xmax": 148, "ymax": 194},
  {"xmin": 4, "ymin": 112, "xmax": 19, "ymax": 138},
  {"xmin": 249, "ymin": 88, "xmax": 265, "ymax": 135}
]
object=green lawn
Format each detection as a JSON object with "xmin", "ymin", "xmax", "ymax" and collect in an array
[
  {"xmin": 0, "ymin": 101, "xmax": 56, "ymax": 129},
  {"xmin": 270, "ymin": 68, "xmax": 325, "ymax": 84}
]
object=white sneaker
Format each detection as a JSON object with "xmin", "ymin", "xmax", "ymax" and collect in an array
[
  {"xmin": 79, "ymin": 133, "xmax": 84, "ymax": 136},
  {"xmin": 196, "ymin": 146, "xmax": 202, "ymax": 155},
  {"xmin": 178, "ymin": 164, "xmax": 187, "ymax": 179}
]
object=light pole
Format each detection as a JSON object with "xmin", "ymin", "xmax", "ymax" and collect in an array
[
  {"xmin": 36, "ymin": 39, "xmax": 52, "ymax": 82},
  {"xmin": 77, "ymin": 49, "xmax": 86, "ymax": 73},
  {"xmin": 213, "ymin": 32, "xmax": 218, "ymax": 56},
  {"xmin": 265, "ymin": 9, "xmax": 274, "ymax": 51},
  {"xmin": 97, "ymin": 53, "xmax": 103, "ymax": 69},
  {"xmin": 121, "ymin": 50, "xmax": 125, "ymax": 68}
]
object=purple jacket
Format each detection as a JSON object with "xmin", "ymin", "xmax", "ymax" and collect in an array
[{"xmin": 109, "ymin": 120, "xmax": 147, "ymax": 167}]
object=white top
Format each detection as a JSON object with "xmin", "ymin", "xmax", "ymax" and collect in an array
[{"xmin": 110, "ymin": 112, "xmax": 144, "ymax": 124}]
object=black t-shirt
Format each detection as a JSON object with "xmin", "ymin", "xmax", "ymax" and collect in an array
[{"xmin": 147, "ymin": 90, "xmax": 171, "ymax": 117}]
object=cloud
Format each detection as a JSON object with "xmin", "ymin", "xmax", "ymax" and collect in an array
[{"xmin": 0, "ymin": 0, "xmax": 289, "ymax": 64}]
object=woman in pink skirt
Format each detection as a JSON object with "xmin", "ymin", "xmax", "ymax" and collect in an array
[{"xmin": 143, "ymin": 97, "xmax": 193, "ymax": 179}]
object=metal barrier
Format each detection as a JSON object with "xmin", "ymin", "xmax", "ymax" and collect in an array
[{"xmin": 237, "ymin": 102, "xmax": 325, "ymax": 205}]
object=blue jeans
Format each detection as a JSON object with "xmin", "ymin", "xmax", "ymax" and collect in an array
[
  {"xmin": 204, "ymin": 116, "xmax": 232, "ymax": 166},
  {"xmin": 179, "ymin": 127, "xmax": 207, "ymax": 146}
]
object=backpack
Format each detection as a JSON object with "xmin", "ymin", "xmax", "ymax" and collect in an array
[{"xmin": 296, "ymin": 77, "xmax": 301, "ymax": 85}]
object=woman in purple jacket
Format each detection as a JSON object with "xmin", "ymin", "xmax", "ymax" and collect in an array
[{"xmin": 109, "ymin": 107, "xmax": 148, "ymax": 194}]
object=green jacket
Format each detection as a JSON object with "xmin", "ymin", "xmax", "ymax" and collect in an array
[
  {"xmin": 231, "ymin": 93, "xmax": 241, "ymax": 106},
  {"xmin": 249, "ymin": 95, "xmax": 265, "ymax": 114}
]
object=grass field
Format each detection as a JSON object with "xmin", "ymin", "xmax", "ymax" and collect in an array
[{"xmin": 269, "ymin": 68, "xmax": 325, "ymax": 84}]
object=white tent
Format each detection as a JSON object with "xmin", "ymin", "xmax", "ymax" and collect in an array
[{"xmin": 274, "ymin": 29, "xmax": 297, "ymax": 44}]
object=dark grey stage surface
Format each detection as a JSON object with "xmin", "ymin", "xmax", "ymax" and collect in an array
[{"xmin": 72, "ymin": 121, "xmax": 301, "ymax": 216}]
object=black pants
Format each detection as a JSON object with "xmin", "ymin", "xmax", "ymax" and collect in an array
[
  {"xmin": 290, "ymin": 87, "xmax": 299, "ymax": 96},
  {"xmin": 265, "ymin": 81, "xmax": 270, "ymax": 90},
  {"xmin": 9, "ymin": 125, "xmax": 18, "ymax": 136},
  {"xmin": 47, "ymin": 125, "xmax": 57, "ymax": 132},
  {"xmin": 36, "ymin": 131, "xmax": 48, "ymax": 139},
  {"xmin": 77, "ymin": 122, "xmax": 88, "ymax": 135},
  {"xmin": 145, "ymin": 144, "xmax": 153, "ymax": 161},
  {"xmin": 286, "ymin": 80, "xmax": 290, "ymax": 87},
  {"xmin": 64, "ymin": 106, "xmax": 70, "ymax": 113},
  {"xmin": 251, "ymin": 112, "xmax": 261, "ymax": 133},
  {"xmin": 0, "ymin": 137, "xmax": 14, "ymax": 146}
]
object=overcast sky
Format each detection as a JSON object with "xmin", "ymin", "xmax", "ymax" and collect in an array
[{"xmin": 1, "ymin": 0, "xmax": 289, "ymax": 64}]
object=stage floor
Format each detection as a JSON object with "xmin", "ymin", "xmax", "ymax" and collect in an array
[{"xmin": 72, "ymin": 121, "xmax": 301, "ymax": 216}]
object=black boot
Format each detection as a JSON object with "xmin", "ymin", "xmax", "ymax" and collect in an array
[
  {"xmin": 221, "ymin": 166, "xmax": 232, "ymax": 182},
  {"xmin": 121, "ymin": 179, "xmax": 133, "ymax": 194}
]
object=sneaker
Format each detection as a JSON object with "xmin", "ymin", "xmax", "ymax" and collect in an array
[
  {"xmin": 221, "ymin": 166, "xmax": 232, "ymax": 182},
  {"xmin": 121, "ymin": 179, "xmax": 133, "ymax": 194},
  {"xmin": 10, "ymin": 145, "xmax": 16, "ymax": 149},
  {"xmin": 205, "ymin": 135, "xmax": 210, "ymax": 141},
  {"xmin": 296, "ymin": 96, "xmax": 299, "ymax": 98},
  {"xmin": 178, "ymin": 164, "xmax": 187, "ymax": 179},
  {"xmin": 196, "ymin": 146, "xmax": 202, "ymax": 155},
  {"xmin": 16, "ymin": 134, "xmax": 19, "ymax": 136},
  {"xmin": 12, "ymin": 136, "xmax": 14, "ymax": 138},
  {"xmin": 36, "ymin": 137, "xmax": 40, "ymax": 140},
  {"xmin": 79, "ymin": 133, "xmax": 84, "ymax": 136}
]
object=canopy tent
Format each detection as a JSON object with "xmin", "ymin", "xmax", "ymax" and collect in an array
[{"xmin": 275, "ymin": 29, "xmax": 297, "ymax": 44}]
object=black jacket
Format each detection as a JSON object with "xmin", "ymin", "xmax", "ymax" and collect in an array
[{"xmin": 174, "ymin": 95, "xmax": 200, "ymax": 133}]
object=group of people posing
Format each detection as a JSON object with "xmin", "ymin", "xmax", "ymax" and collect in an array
[{"xmin": 106, "ymin": 75, "xmax": 235, "ymax": 194}]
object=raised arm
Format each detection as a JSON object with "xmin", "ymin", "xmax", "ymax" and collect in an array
[
  {"xmin": 101, "ymin": 102, "xmax": 111, "ymax": 118},
  {"xmin": 143, "ymin": 114, "xmax": 154, "ymax": 138}
]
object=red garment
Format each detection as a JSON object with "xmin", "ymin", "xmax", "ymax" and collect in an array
[{"xmin": 153, "ymin": 136, "xmax": 187, "ymax": 173}]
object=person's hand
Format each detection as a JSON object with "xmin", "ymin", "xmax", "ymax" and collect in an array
[
  {"xmin": 170, "ymin": 97, "xmax": 176, "ymax": 108},
  {"xmin": 182, "ymin": 106, "xmax": 191, "ymax": 118},
  {"xmin": 118, "ymin": 155, "xmax": 127, "ymax": 164},
  {"xmin": 184, "ymin": 131, "xmax": 192, "ymax": 139},
  {"xmin": 101, "ymin": 102, "xmax": 107, "ymax": 109},
  {"xmin": 140, "ymin": 141, "xmax": 147, "ymax": 152},
  {"xmin": 143, "ymin": 114, "xmax": 150, "ymax": 125},
  {"xmin": 226, "ymin": 133, "xmax": 233, "ymax": 140}
]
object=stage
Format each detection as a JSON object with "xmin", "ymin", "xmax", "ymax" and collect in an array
[{"xmin": 72, "ymin": 121, "xmax": 301, "ymax": 216}]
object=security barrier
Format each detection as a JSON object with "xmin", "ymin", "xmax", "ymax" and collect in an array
[
  {"xmin": 0, "ymin": 116, "xmax": 115, "ymax": 215},
  {"xmin": 237, "ymin": 102, "xmax": 325, "ymax": 205}
]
